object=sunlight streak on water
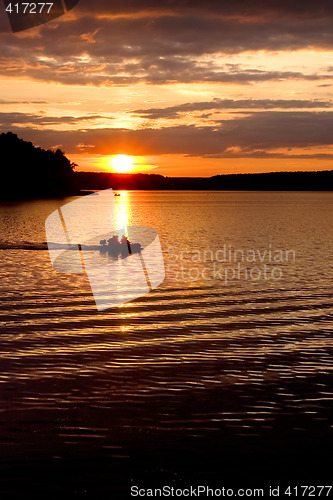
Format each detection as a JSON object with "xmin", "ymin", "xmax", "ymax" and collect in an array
[{"xmin": 115, "ymin": 191, "xmax": 131, "ymax": 234}]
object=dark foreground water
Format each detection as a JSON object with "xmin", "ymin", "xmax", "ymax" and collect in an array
[{"xmin": 0, "ymin": 191, "xmax": 332, "ymax": 498}]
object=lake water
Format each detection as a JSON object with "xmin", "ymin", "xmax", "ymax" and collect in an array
[{"xmin": 0, "ymin": 191, "xmax": 332, "ymax": 497}]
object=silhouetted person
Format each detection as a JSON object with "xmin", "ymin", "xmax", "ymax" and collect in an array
[
  {"xmin": 99, "ymin": 239, "xmax": 107, "ymax": 254},
  {"xmin": 107, "ymin": 235, "xmax": 119, "ymax": 257},
  {"xmin": 119, "ymin": 235, "xmax": 130, "ymax": 257}
]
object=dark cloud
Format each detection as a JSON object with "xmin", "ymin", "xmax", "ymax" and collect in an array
[
  {"xmin": 0, "ymin": 100, "xmax": 48, "ymax": 105},
  {"xmin": 0, "ymin": 112, "xmax": 113, "ymax": 126},
  {"xmin": 0, "ymin": 3, "xmax": 332, "ymax": 85},
  {"xmin": 199, "ymin": 152, "xmax": 333, "ymax": 160},
  {"xmin": 215, "ymin": 111, "xmax": 333, "ymax": 150},
  {"xmin": 1, "ymin": 55, "xmax": 330, "ymax": 86},
  {"xmin": 4, "ymin": 0, "xmax": 333, "ymax": 26},
  {"xmin": 133, "ymin": 99, "xmax": 332, "ymax": 119},
  {"xmin": 3, "ymin": 111, "xmax": 332, "ymax": 158},
  {"xmin": 75, "ymin": 0, "xmax": 333, "ymax": 18}
]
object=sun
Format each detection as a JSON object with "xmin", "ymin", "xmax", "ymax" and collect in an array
[{"xmin": 112, "ymin": 155, "xmax": 133, "ymax": 173}]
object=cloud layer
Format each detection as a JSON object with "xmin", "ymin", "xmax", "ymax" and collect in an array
[
  {"xmin": 1, "ymin": 0, "xmax": 332, "ymax": 169},
  {"xmin": 133, "ymin": 99, "xmax": 333, "ymax": 119},
  {"xmin": 1, "ymin": 1, "xmax": 333, "ymax": 86},
  {"xmin": 3, "ymin": 111, "xmax": 332, "ymax": 159}
]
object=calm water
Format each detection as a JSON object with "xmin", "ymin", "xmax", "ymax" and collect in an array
[{"xmin": 0, "ymin": 191, "xmax": 332, "ymax": 497}]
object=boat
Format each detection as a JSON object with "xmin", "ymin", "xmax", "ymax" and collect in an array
[{"xmin": 99, "ymin": 235, "xmax": 142, "ymax": 257}]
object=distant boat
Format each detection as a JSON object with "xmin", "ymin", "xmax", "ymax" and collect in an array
[
  {"xmin": 114, "ymin": 193, "xmax": 120, "ymax": 196},
  {"xmin": 99, "ymin": 235, "xmax": 142, "ymax": 258}
]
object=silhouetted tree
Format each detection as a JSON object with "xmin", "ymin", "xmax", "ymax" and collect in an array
[{"xmin": 0, "ymin": 132, "xmax": 78, "ymax": 199}]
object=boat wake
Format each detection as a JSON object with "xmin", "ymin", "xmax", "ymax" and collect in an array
[{"xmin": 0, "ymin": 241, "xmax": 102, "ymax": 251}]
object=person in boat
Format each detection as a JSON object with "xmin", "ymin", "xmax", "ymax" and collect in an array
[
  {"xmin": 99, "ymin": 235, "xmax": 142, "ymax": 257},
  {"xmin": 107, "ymin": 235, "xmax": 120, "ymax": 257},
  {"xmin": 99, "ymin": 239, "xmax": 107, "ymax": 254},
  {"xmin": 119, "ymin": 235, "xmax": 131, "ymax": 257}
]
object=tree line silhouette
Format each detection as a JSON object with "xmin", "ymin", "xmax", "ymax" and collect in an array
[
  {"xmin": 76, "ymin": 170, "xmax": 333, "ymax": 191},
  {"xmin": 1, "ymin": 132, "xmax": 332, "ymax": 198},
  {"xmin": 0, "ymin": 132, "xmax": 78, "ymax": 199}
]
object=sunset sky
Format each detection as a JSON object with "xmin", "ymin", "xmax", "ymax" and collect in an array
[{"xmin": 0, "ymin": 0, "xmax": 333, "ymax": 176}]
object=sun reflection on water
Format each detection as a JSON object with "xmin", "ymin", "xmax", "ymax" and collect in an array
[{"xmin": 115, "ymin": 191, "xmax": 131, "ymax": 235}]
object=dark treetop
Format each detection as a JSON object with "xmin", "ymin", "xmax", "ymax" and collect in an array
[{"xmin": 0, "ymin": 132, "xmax": 79, "ymax": 199}]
